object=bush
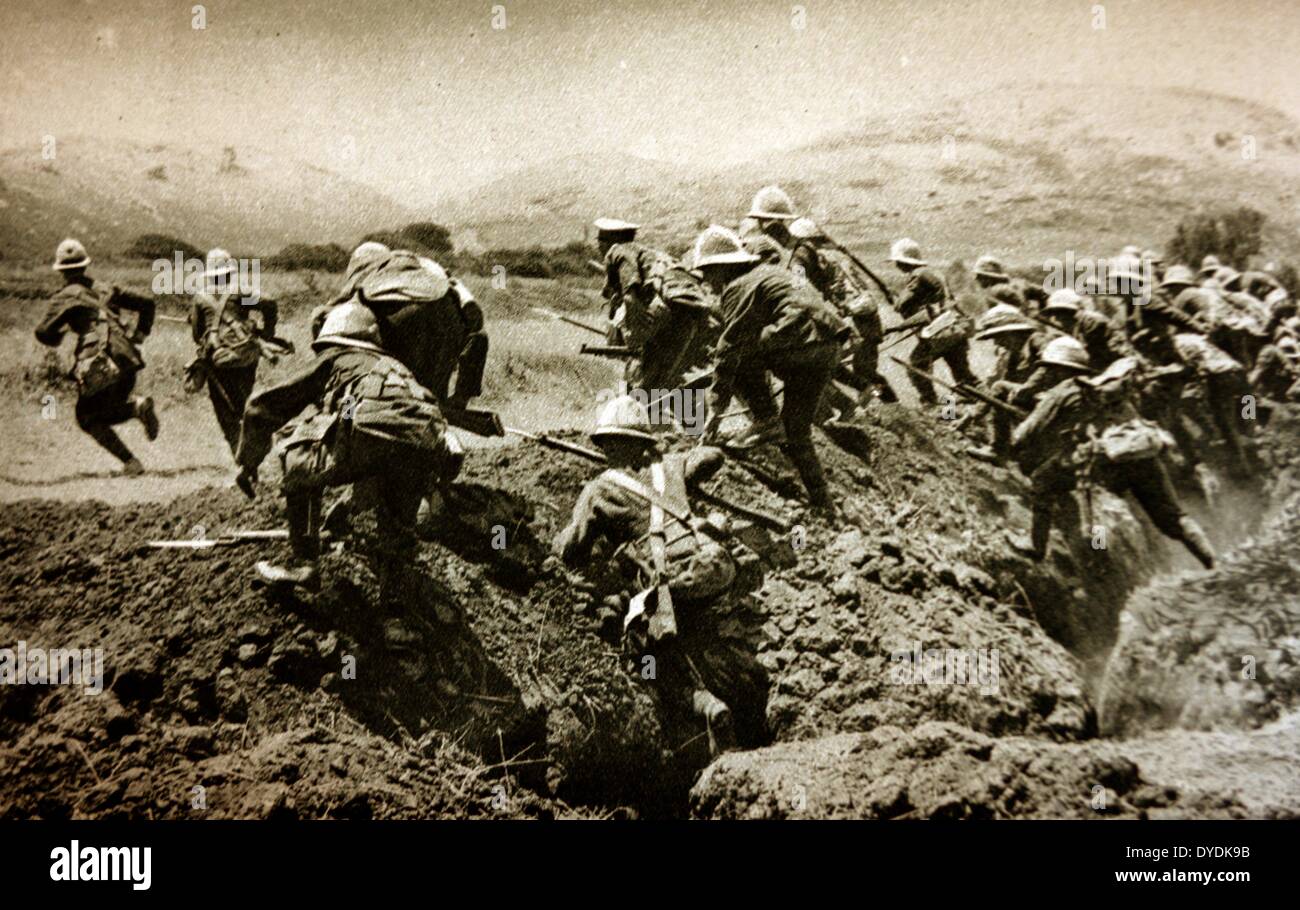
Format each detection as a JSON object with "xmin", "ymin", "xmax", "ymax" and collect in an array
[
  {"xmin": 1166, "ymin": 207, "xmax": 1266, "ymax": 269},
  {"xmin": 124, "ymin": 233, "xmax": 202, "ymax": 262},
  {"xmin": 265, "ymin": 242, "xmax": 350, "ymax": 272},
  {"xmin": 360, "ymin": 222, "xmax": 454, "ymax": 257},
  {"xmin": 460, "ymin": 241, "xmax": 595, "ymax": 280}
]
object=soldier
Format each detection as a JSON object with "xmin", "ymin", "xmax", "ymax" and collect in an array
[
  {"xmin": 1009, "ymin": 341, "xmax": 1214, "ymax": 567},
  {"xmin": 693, "ymin": 225, "xmax": 846, "ymax": 508},
  {"xmin": 234, "ymin": 303, "xmax": 460, "ymax": 592},
  {"xmin": 746, "ymin": 187, "xmax": 837, "ymax": 299},
  {"xmin": 1040, "ymin": 287, "xmax": 1082, "ymax": 336},
  {"xmin": 554, "ymin": 395, "xmax": 752, "ymax": 753},
  {"xmin": 972, "ymin": 254, "xmax": 1049, "ymax": 314},
  {"xmin": 309, "ymin": 241, "xmax": 392, "ymax": 338},
  {"xmin": 35, "ymin": 238, "xmax": 159, "ymax": 474},
  {"xmin": 188, "ymin": 248, "xmax": 279, "ymax": 457},
  {"xmin": 965, "ymin": 304, "xmax": 1042, "ymax": 458},
  {"xmin": 1141, "ymin": 249, "xmax": 1165, "ymax": 284},
  {"xmin": 893, "ymin": 240, "xmax": 977, "ymax": 404},
  {"xmin": 595, "ymin": 217, "xmax": 712, "ymax": 398},
  {"xmin": 1197, "ymin": 254, "xmax": 1223, "ymax": 282}
]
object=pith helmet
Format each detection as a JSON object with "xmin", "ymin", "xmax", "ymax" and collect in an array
[
  {"xmin": 313, "ymin": 302, "xmax": 384, "ymax": 353},
  {"xmin": 1120, "ymin": 244, "xmax": 1141, "ymax": 258},
  {"xmin": 789, "ymin": 217, "xmax": 823, "ymax": 239},
  {"xmin": 1044, "ymin": 288, "xmax": 1083, "ymax": 313},
  {"xmin": 973, "ymin": 255, "xmax": 1007, "ymax": 280},
  {"xmin": 591, "ymin": 394, "xmax": 656, "ymax": 444},
  {"xmin": 974, "ymin": 303, "xmax": 1034, "ymax": 339},
  {"xmin": 204, "ymin": 247, "xmax": 237, "ymax": 279},
  {"xmin": 1040, "ymin": 335, "xmax": 1091, "ymax": 371},
  {"xmin": 593, "ymin": 217, "xmax": 640, "ymax": 239},
  {"xmin": 52, "ymin": 238, "xmax": 91, "ymax": 271},
  {"xmin": 693, "ymin": 225, "xmax": 760, "ymax": 269},
  {"xmin": 747, "ymin": 185, "xmax": 796, "ymax": 221},
  {"xmin": 1158, "ymin": 265, "xmax": 1196, "ymax": 290},
  {"xmin": 1107, "ymin": 254, "xmax": 1147, "ymax": 287},
  {"xmin": 361, "ymin": 254, "xmax": 451, "ymax": 302},
  {"xmin": 1198, "ymin": 254, "xmax": 1221, "ymax": 277},
  {"xmin": 888, "ymin": 238, "xmax": 926, "ymax": 267},
  {"xmin": 347, "ymin": 241, "xmax": 390, "ymax": 276},
  {"xmin": 743, "ymin": 233, "xmax": 785, "ymax": 264},
  {"xmin": 1213, "ymin": 266, "xmax": 1242, "ymax": 290}
]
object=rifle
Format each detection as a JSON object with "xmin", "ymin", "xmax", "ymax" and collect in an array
[
  {"xmin": 883, "ymin": 315, "xmax": 929, "ymax": 336},
  {"xmin": 588, "ymin": 259, "xmax": 606, "ymax": 274},
  {"xmin": 502, "ymin": 426, "xmax": 790, "ymax": 532},
  {"xmin": 443, "ymin": 405, "xmax": 505, "ymax": 437},
  {"xmin": 146, "ymin": 529, "xmax": 288, "ymax": 550},
  {"xmin": 581, "ymin": 344, "xmax": 634, "ymax": 359},
  {"xmin": 531, "ymin": 306, "xmax": 605, "ymax": 337},
  {"xmin": 889, "ymin": 355, "xmax": 1028, "ymax": 419},
  {"xmin": 821, "ymin": 232, "xmax": 896, "ymax": 308}
]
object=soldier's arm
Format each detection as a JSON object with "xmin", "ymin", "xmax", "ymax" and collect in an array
[
  {"xmin": 684, "ymin": 446, "xmax": 726, "ymax": 487},
  {"xmin": 34, "ymin": 298, "xmax": 73, "ymax": 347},
  {"xmin": 254, "ymin": 297, "xmax": 279, "ymax": 338},
  {"xmin": 555, "ymin": 477, "xmax": 639, "ymax": 566},
  {"xmin": 110, "ymin": 286, "xmax": 156, "ymax": 337},
  {"xmin": 894, "ymin": 271, "xmax": 930, "ymax": 319},
  {"xmin": 235, "ymin": 354, "xmax": 334, "ymax": 472},
  {"xmin": 190, "ymin": 297, "xmax": 208, "ymax": 347}
]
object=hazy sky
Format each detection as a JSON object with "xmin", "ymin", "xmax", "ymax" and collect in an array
[{"xmin": 2, "ymin": 0, "xmax": 1298, "ymax": 202}]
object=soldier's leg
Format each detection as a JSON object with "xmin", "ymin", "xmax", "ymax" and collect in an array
[
  {"xmin": 256, "ymin": 488, "xmax": 323, "ymax": 589},
  {"xmin": 908, "ymin": 338, "xmax": 939, "ymax": 404},
  {"xmin": 208, "ymin": 366, "xmax": 255, "ymax": 454},
  {"xmin": 773, "ymin": 344, "xmax": 838, "ymax": 506},
  {"xmin": 941, "ymin": 341, "xmax": 978, "ymax": 387},
  {"xmin": 1122, "ymin": 460, "xmax": 1215, "ymax": 569},
  {"xmin": 75, "ymin": 378, "xmax": 138, "ymax": 466}
]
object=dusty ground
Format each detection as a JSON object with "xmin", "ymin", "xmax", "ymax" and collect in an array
[{"xmin": 3, "ymin": 270, "xmax": 1298, "ymax": 819}]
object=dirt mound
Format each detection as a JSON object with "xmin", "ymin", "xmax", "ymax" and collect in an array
[
  {"xmin": 2, "ymin": 401, "xmax": 1295, "ymax": 817},
  {"xmin": 1098, "ymin": 410, "xmax": 1300, "ymax": 737}
]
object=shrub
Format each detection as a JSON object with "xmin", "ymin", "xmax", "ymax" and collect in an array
[
  {"xmin": 124, "ymin": 233, "xmax": 202, "ymax": 262},
  {"xmin": 265, "ymin": 242, "xmax": 350, "ymax": 272},
  {"xmin": 1166, "ymin": 207, "xmax": 1266, "ymax": 269}
]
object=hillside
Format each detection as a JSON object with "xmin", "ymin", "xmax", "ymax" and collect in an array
[
  {"xmin": 0, "ymin": 136, "xmax": 418, "ymax": 261},
  {"xmin": 435, "ymin": 82, "xmax": 1300, "ymax": 263}
]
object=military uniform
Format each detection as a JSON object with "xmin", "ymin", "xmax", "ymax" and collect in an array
[
  {"xmin": 709, "ymin": 264, "xmax": 846, "ymax": 504},
  {"xmin": 190, "ymin": 291, "xmax": 278, "ymax": 454},
  {"xmin": 602, "ymin": 241, "xmax": 710, "ymax": 394},
  {"xmin": 1011, "ymin": 371, "xmax": 1213, "ymax": 567},
  {"xmin": 35, "ymin": 277, "xmax": 157, "ymax": 466},
  {"xmin": 896, "ymin": 267, "xmax": 975, "ymax": 402},
  {"xmin": 237, "ymin": 338, "xmax": 451, "ymax": 584}
]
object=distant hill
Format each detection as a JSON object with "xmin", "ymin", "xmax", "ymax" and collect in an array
[
  {"xmin": 0, "ymin": 136, "xmax": 418, "ymax": 262},
  {"xmin": 434, "ymin": 82, "xmax": 1300, "ymax": 264}
]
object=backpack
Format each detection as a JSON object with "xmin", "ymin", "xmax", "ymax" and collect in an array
[
  {"xmin": 206, "ymin": 293, "xmax": 261, "ymax": 369},
  {"xmin": 1090, "ymin": 418, "xmax": 1173, "ymax": 464},
  {"xmin": 67, "ymin": 287, "xmax": 143, "ymax": 396}
]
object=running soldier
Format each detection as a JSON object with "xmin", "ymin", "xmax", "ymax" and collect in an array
[{"xmin": 35, "ymin": 238, "xmax": 159, "ymax": 474}]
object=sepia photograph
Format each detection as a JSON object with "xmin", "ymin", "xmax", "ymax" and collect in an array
[{"xmin": 1, "ymin": 0, "xmax": 1296, "ymax": 892}]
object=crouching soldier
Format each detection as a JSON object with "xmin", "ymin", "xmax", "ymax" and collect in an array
[
  {"xmin": 35, "ymin": 238, "xmax": 160, "ymax": 474},
  {"xmin": 234, "ymin": 303, "xmax": 461, "ymax": 593},
  {"xmin": 693, "ymin": 225, "xmax": 847, "ymax": 508},
  {"xmin": 188, "ymin": 248, "xmax": 279, "ymax": 457},
  {"xmin": 554, "ymin": 395, "xmax": 753, "ymax": 754}
]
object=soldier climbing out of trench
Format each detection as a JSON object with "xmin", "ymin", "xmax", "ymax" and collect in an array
[
  {"xmin": 553, "ymin": 395, "xmax": 765, "ymax": 755},
  {"xmin": 233, "ymin": 302, "xmax": 464, "ymax": 597},
  {"xmin": 35, "ymin": 238, "xmax": 160, "ymax": 475}
]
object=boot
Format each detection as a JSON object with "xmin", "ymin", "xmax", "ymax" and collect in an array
[
  {"xmin": 254, "ymin": 559, "xmax": 321, "ymax": 591},
  {"xmin": 692, "ymin": 688, "xmax": 735, "ymax": 755},
  {"xmin": 121, "ymin": 457, "xmax": 145, "ymax": 477},
  {"xmin": 135, "ymin": 396, "xmax": 160, "ymax": 441},
  {"xmin": 1177, "ymin": 516, "xmax": 1216, "ymax": 570},
  {"xmin": 725, "ymin": 415, "xmax": 785, "ymax": 449}
]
